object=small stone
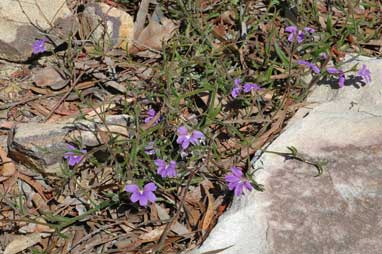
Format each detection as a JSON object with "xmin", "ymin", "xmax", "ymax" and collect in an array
[{"xmin": 32, "ymin": 66, "xmax": 67, "ymax": 90}]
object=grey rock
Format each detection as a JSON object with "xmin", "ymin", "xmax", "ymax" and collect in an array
[
  {"xmin": 195, "ymin": 55, "xmax": 382, "ymax": 254},
  {"xmin": 79, "ymin": 3, "xmax": 134, "ymax": 50},
  {"xmin": 0, "ymin": 0, "xmax": 76, "ymax": 62},
  {"xmin": 8, "ymin": 115, "xmax": 132, "ymax": 174},
  {"xmin": 8, "ymin": 123, "xmax": 68, "ymax": 175}
]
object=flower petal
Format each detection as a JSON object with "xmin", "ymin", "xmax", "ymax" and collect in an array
[
  {"xmin": 143, "ymin": 182, "xmax": 157, "ymax": 192},
  {"xmin": 181, "ymin": 139, "xmax": 190, "ymax": 150},
  {"xmin": 234, "ymin": 78, "xmax": 241, "ymax": 86},
  {"xmin": 230, "ymin": 166, "xmax": 243, "ymax": 177},
  {"xmin": 125, "ymin": 184, "xmax": 139, "ymax": 193},
  {"xmin": 138, "ymin": 195, "xmax": 148, "ymax": 206},
  {"xmin": 285, "ymin": 26, "xmax": 297, "ymax": 33},
  {"xmin": 327, "ymin": 67, "xmax": 340, "ymax": 74},
  {"xmin": 177, "ymin": 126, "xmax": 188, "ymax": 136},
  {"xmin": 244, "ymin": 181, "xmax": 254, "ymax": 191},
  {"xmin": 145, "ymin": 191, "xmax": 157, "ymax": 203},
  {"xmin": 130, "ymin": 192, "xmax": 141, "ymax": 203},
  {"xmin": 234, "ymin": 182, "xmax": 244, "ymax": 196}
]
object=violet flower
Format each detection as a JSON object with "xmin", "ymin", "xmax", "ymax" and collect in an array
[
  {"xmin": 232, "ymin": 79, "xmax": 261, "ymax": 97},
  {"xmin": 285, "ymin": 26, "xmax": 314, "ymax": 44},
  {"xmin": 154, "ymin": 159, "xmax": 177, "ymax": 178},
  {"xmin": 327, "ymin": 67, "xmax": 346, "ymax": 88},
  {"xmin": 144, "ymin": 109, "xmax": 160, "ymax": 125},
  {"xmin": 297, "ymin": 60, "xmax": 320, "ymax": 74},
  {"xmin": 144, "ymin": 142, "xmax": 156, "ymax": 155},
  {"xmin": 243, "ymin": 83, "xmax": 261, "ymax": 93},
  {"xmin": 304, "ymin": 27, "xmax": 315, "ymax": 33},
  {"xmin": 231, "ymin": 78, "xmax": 242, "ymax": 98},
  {"xmin": 319, "ymin": 52, "xmax": 328, "ymax": 60},
  {"xmin": 176, "ymin": 126, "xmax": 205, "ymax": 150},
  {"xmin": 32, "ymin": 38, "xmax": 47, "ymax": 54},
  {"xmin": 63, "ymin": 144, "xmax": 87, "ymax": 166},
  {"xmin": 357, "ymin": 64, "xmax": 371, "ymax": 83},
  {"xmin": 225, "ymin": 166, "xmax": 254, "ymax": 196},
  {"xmin": 125, "ymin": 182, "xmax": 157, "ymax": 206}
]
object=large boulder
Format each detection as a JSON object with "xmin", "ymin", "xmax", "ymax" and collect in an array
[
  {"xmin": 195, "ymin": 55, "xmax": 382, "ymax": 253},
  {"xmin": 0, "ymin": 0, "xmax": 76, "ymax": 62}
]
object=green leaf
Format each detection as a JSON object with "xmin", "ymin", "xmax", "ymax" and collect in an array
[{"xmin": 274, "ymin": 41, "xmax": 289, "ymax": 66}]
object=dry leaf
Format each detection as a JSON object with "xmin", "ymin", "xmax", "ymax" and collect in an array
[
  {"xmin": 32, "ymin": 66, "xmax": 67, "ymax": 90},
  {"xmin": 138, "ymin": 225, "xmax": 166, "ymax": 243},
  {"xmin": 201, "ymin": 183, "xmax": 215, "ymax": 232},
  {"xmin": 4, "ymin": 233, "xmax": 42, "ymax": 254},
  {"xmin": 130, "ymin": 5, "xmax": 178, "ymax": 57},
  {"xmin": 0, "ymin": 146, "xmax": 16, "ymax": 176}
]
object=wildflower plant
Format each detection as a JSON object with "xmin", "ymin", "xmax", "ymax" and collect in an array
[{"xmin": 46, "ymin": 0, "xmax": 377, "ymax": 252}]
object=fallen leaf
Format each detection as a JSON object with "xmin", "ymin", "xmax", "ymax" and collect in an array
[
  {"xmin": 130, "ymin": 5, "xmax": 178, "ymax": 57},
  {"xmin": 4, "ymin": 233, "xmax": 42, "ymax": 254},
  {"xmin": 32, "ymin": 66, "xmax": 68, "ymax": 90},
  {"xmin": 200, "ymin": 182, "xmax": 215, "ymax": 232},
  {"xmin": 0, "ymin": 147, "xmax": 16, "ymax": 176},
  {"xmin": 138, "ymin": 225, "xmax": 166, "ymax": 243}
]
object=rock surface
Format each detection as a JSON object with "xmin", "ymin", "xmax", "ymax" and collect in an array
[
  {"xmin": 195, "ymin": 55, "xmax": 382, "ymax": 254},
  {"xmin": 79, "ymin": 3, "xmax": 134, "ymax": 50},
  {"xmin": 8, "ymin": 115, "xmax": 132, "ymax": 175},
  {"xmin": 0, "ymin": 0, "xmax": 76, "ymax": 62}
]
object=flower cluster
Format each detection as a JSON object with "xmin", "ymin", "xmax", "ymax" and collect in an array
[
  {"xmin": 124, "ymin": 125, "xmax": 205, "ymax": 206},
  {"xmin": 285, "ymin": 26, "xmax": 315, "ymax": 44},
  {"xmin": 231, "ymin": 78, "xmax": 261, "ymax": 98},
  {"xmin": 326, "ymin": 64, "xmax": 371, "ymax": 89}
]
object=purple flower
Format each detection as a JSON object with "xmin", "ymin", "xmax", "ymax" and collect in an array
[
  {"xmin": 327, "ymin": 67, "xmax": 346, "ymax": 88},
  {"xmin": 176, "ymin": 126, "xmax": 205, "ymax": 150},
  {"xmin": 231, "ymin": 78, "xmax": 242, "ymax": 98},
  {"xmin": 144, "ymin": 142, "xmax": 155, "ymax": 155},
  {"xmin": 357, "ymin": 64, "xmax": 371, "ymax": 83},
  {"xmin": 154, "ymin": 159, "xmax": 177, "ymax": 178},
  {"xmin": 225, "ymin": 166, "xmax": 253, "ymax": 196},
  {"xmin": 243, "ymin": 83, "xmax": 261, "ymax": 93},
  {"xmin": 144, "ymin": 109, "xmax": 160, "ymax": 125},
  {"xmin": 327, "ymin": 67, "xmax": 341, "ymax": 74},
  {"xmin": 32, "ymin": 38, "xmax": 47, "ymax": 54},
  {"xmin": 125, "ymin": 182, "xmax": 157, "ymax": 206},
  {"xmin": 304, "ymin": 27, "xmax": 315, "ymax": 33},
  {"xmin": 320, "ymin": 52, "xmax": 328, "ymax": 60},
  {"xmin": 285, "ymin": 26, "xmax": 298, "ymax": 42},
  {"xmin": 297, "ymin": 60, "xmax": 320, "ymax": 74},
  {"xmin": 63, "ymin": 144, "xmax": 87, "ymax": 166},
  {"xmin": 285, "ymin": 26, "xmax": 314, "ymax": 44}
]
